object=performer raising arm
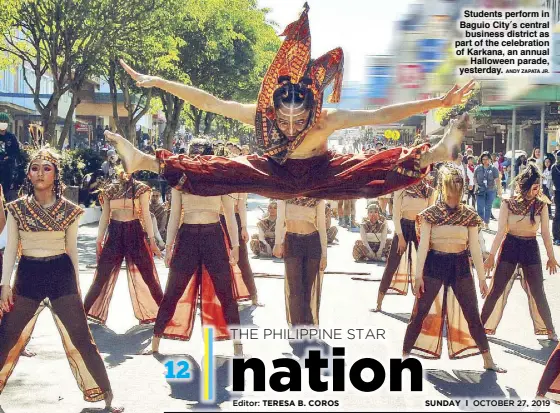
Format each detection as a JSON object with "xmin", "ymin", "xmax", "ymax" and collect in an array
[{"xmin": 105, "ymin": 3, "xmax": 473, "ymax": 201}]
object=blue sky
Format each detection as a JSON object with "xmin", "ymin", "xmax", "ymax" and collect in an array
[{"xmin": 257, "ymin": 0, "xmax": 414, "ymax": 82}]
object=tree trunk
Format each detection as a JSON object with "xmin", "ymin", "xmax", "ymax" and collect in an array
[
  {"xmin": 203, "ymin": 112, "xmax": 214, "ymax": 135},
  {"xmin": 190, "ymin": 105, "xmax": 203, "ymax": 135},
  {"xmin": 57, "ymin": 92, "xmax": 80, "ymax": 150},
  {"xmin": 161, "ymin": 94, "xmax": 184, "ymax": 150},
  {"xmin": 108, "ymin": 60, "xmax": 128, "ymax": 140},
  {"xmin": 42, "ymin": 110, "xmax": 59, "ymax": 147}
]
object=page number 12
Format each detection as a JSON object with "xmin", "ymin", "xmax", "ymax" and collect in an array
[{"xmin": 165, "ymin": 360, "xmax": 191, "ymax": 379}]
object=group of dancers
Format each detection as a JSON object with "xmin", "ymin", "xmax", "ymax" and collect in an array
[{"xmin": 0, "ymin": 3, "xmax": 557, "ymax": 409}]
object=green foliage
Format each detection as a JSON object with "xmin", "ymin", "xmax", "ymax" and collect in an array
[
  {"xmin": 72, "ymin": 148, "xmax": 103, "ymax": 174},
  {"xmin": 59, "ymin": 150, "xmax": 88, "ymax": 186},
  {"xmin": 436, "ymin": 89, "xmax": 482, "ymax": 127},
  {"xmin": 174, "ymin": 0, "xmax": 280, "ymax": 133},
  {"xmin": 105, "ymin": 0, "xmax": 184, "ymax": 140}
]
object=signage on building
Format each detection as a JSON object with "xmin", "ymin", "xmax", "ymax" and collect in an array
[
  {"xmin": 417, "ymin": 39, "xmax": 446, "ymax": 73},
  {"xmin": 365, "ymin": 65, "xmax": 392, "ymax": 104},
  {"xmin": 75, "ymin": 122, "xmax": 89, "ymax": 133},
  {"xmin": 396, "ymin": 64, "xmax": 423, "ymax": 89}
]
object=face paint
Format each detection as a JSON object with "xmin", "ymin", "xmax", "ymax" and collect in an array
[{"xmin": 275, "ymin": 101, "xmax": 310, "ymax": 139}]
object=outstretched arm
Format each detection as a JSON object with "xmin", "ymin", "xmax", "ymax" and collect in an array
[
  {"xmin": 121, "ymin": 60, "xmax": 256, "ymax": 126},
  {"xmin": 326, "ymin": 81, "xmax": 475, "ymax": 130}
]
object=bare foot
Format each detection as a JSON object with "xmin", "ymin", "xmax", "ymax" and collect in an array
[
  {"xmin": 22, "ymin": 348, "xmax": 36, "ymax": 357},
  {"xmin": 104, "ymin": 130, "xmax": 145, "ymax": 173},
  {"xmin": 251, "ymin": 296, "xmax": 265, "ymax": 307},
  {"xmin": 420, "ymin": 113, "xmax": 469, "ymax": 168},
  {"xmin": 370, "ymin": 305, "xmax": 382, "ymax": 313},
  {"xmin": 104, "ymin": 391, "xmax": 124, "ymax": 412},
  {"xmin": 484, "ymin": 363, "xmax": 507, "ymax": 373},
  {"xmin": 139, "ymin": 348, "xmax": 159, "ymax": 356}
]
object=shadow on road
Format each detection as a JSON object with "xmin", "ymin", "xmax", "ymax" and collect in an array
[
  {"xmin": 488, "ymin": 337, "xmax": 556, "ymax": 365},
  {"xmin": 89, "ymin": 323, "xmax": 154, "ymax": 367},
  {"xmin": 287, "ymin": 339, "xmax": 335, "ymax": 376},
  {"xmin": 152, "ymin": 353, "xmax": 234, "ymax": 411},
  {"xmin": 425, "ymin": 369, "xmax": 520, "ymax": 404},
  {"xmin": 379, "ymin": 312, "xmax": 411, "ymax": 325},
  {"xmin": 238, "ymin": 305, "xmax": 258, "ymax": 327}
]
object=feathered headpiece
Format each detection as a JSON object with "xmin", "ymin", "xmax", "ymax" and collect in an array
[
  {"xmin": 254, "ymin": 2, "xmax": 344, "ymax": 164},
  {"xmin": 28, "ymin": 147, "xmax": 60, "ymax": 169}
]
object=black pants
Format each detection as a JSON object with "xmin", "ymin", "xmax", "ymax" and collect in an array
[
  {"xmin": 0, "ymin": 158, "xmax": 15, "ymax": 193},
  {"xmin": 284, "ymin": 231, "xmax": 323, "ymax": 326},
  {"xmin": 467, "ymin": 188, "xmax": 476, "ymax": 208},
  {"xmin": 553, "ymin": 190, "xmax": 560, "ymax": 241}
]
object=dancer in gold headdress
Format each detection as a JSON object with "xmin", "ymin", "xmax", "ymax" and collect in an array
[
  {"xmin": 403, "ymin": 166, "xmax": 504, "ymax": 372},
  {"xmin": 482, "ymin": 164, "xmax": 558, "ymax": 341},
  {"xmin": 0, "ymin": 148, "xmax": 123, "ymax": 411}
]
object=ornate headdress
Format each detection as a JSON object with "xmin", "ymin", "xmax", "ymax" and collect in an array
[
  {"xmin": 254, "ymin": 2, "xmax": 344, "ymax": 164},
  {"xmin": 505, "ymin": 163, "xmax": 550, "ymax": 223},
  {"xmin": 513, "ymin": 163, "xmax": 547, "ymax": 202},
  {"xmin": 22, "ymin": 145, "xmax": 64, "ymax": 198},
  {"xmin": 28, "ymin": 147, "xmax": 60, "ymax": 169}
]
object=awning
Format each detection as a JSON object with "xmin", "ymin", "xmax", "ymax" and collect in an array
[{"xmin": 477, "ymin": 105, "xmax": 518, "ymax": 111}]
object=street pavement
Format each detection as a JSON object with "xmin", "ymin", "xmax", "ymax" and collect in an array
[{"xmin": 1, "ymin": 195, "xmax": 559, "ymax": 413}]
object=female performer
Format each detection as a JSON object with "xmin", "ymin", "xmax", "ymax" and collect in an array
[
  {"xmin": 0, "ymin": 148, "xmax": 123, "ymax": 411},
  {"xmin": 143, "ymin": 139, "xmax": 243, "ymax": 356},
  {"xmin": 274, "ymin": 197, "xmax": 327, "ymax": 326},
  {"xmin": 536, "ymin": 342, "xmax": 560, "ymax": 402},
  {"xmin": 105, "ymin": 4, "xmax": 473, "ymax": 201},
  {"xmin": 374, "ymin": 175, "xmax": 435, "ymax": 312},
  {"xmin": 353, "ymin": 202, "xmax": 392, "ymax": 262},
  {"xmin": 250, "ymin": 200, "xmax": 278, "ymax": 257},
  {"xmin": 481, "ymin": 164, "xmax": 558, "ymax": 341},
  {"xmin": 403, "ymin": 167, "xmax": 504, "ymax": 372},
  {"xmin": 83, "ymin": 169, "xmax": 164, "ymax": 325}
]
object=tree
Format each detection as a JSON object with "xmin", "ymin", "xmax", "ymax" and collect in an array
[
  {"xmin": 157, "ymin": 0, "xmax": 280, "ymax": 147},
  {"xmin": 0, "ymin": 0, "xmax": 171, "ymax": 149},
  {"xmin": 106, "ymin": 0, "xmax": 182, "ymax": 144}
]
